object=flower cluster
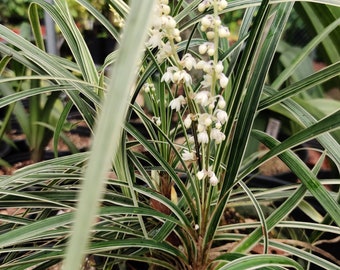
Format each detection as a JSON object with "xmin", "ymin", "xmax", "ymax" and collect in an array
[
  {"xmin": 196, "ymin": 0, "xmax": 230, "ymax": 90},
  {"xmin": 142, "ymin": 82, "xmax": 156, "ymax": 94},
  {"xmin": 196, "ymin": 60, "xmax": 229, "ymax": 89},
  {"xmin": 161, "ymin": 66, "xmax": 193, "ymax": 86},
  {"xmin": 200, "ymin": 15, "xmax": 229, "ymax": 40},
  {"xmin": 198, "ymin": 0, "xmax": 228, "ymax": 12},
  {"xmin": 146, "ymin": 0, "xmax": 181, "ymax": 62},
  {"xmin": 183, "ymin": 91, "xmax": 228, "ymax": 145},
  {"xmin": 196, "ymin": 168, "xmax": 219, "ymax": 186},
  {"xmin": 161, "ymin": 52, "xmax": 197, "ymax": 87},
  {"xmin": 144, "ymin": 0, "xmax": 231, "ymax": 187}
]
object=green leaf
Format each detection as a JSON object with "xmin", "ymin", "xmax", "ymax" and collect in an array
[
  {"xmin": 208, "ymin": 1, "xmax": 294, "ymax": 248},
  {"xmin": 63, "ymin": 1, "xmax": 156, "ymax": 269},
  {"xmin": 28, "ymin": 3, "xmax": 45, "ymax": 51},
  {"xmin": 272, "ymin": 16, "xmax": 340, "ymax": 89},
  {"xmin": 218, "ymin": 254, "xmax": 303, "ymax": 270},
  {"xmin": 253, "ymin": 130, "xmax": 340, "ymax": 226},
  {"xmin": 259, "ymin": 61, "xmax": 340, "ymax": 110}
]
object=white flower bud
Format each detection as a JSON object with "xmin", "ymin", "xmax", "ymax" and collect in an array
[
  {"xmin": 208, "ymin": 102, "xmax": 215, "ymax": 110},
  {"xmin": 203, "ymin": 61, "xmax": 214, "ymax": 73},
  {"xmin": 165, "ymin": 16, "xmax": 176, "ymax": 29},
  {"xmin": 200, "ymin": 25, "xmax": 207, "ymax": 32},
  {"xmin": 215, "ymin": 122, "xmax": 222, "ymax": 129},
  {"xmin": 215, "ymin": 61, "xmax": 224, "ymax": 74},
  {"xmin": 209, "ymin": 172, "xmax": 219, "ymax": 186},
  {"xmin": 207, "ymin": 47, "xmax": 215, "ymax": 56},
  {"xmin": 206, "ymin": 31, "xmax": 215, "ymax": 40},
  {"xmin": 219, "ymin": 73, "xmax": 229, "ymax": 88},
  {"xmin": 173, "ymin": 28, "xmax": 181, "ymax": 38},
  {"xmin": 219, "ymin": 26, "xmax": 230, "ymax": 38},
  {"xmin": 197, "ymin": 123, "xmax": 205, "ymax": 133},
  {"xmin": 175, "ymin": 35, "xmax": 182, "ymax": 42},
  {"xmin": 201, "ymin": 16, "xmax": 212, "ymax": 28},
  {"xmin": 198, "ymin": 3, "xmax": 206, "ymax": 12},
  {"xmin": 196, "ymin": 170, "xmax": 205, "ymax": 180},
  {"xmin": 199, "ymin": 44, "xmax": 208, "ymax": 55},
  {"xmin": 143, "ymin": 83, "xmax": 150, "ymax": 93},
  {"xmin": 198, "ymin": 0, "xmax": 211, "ymax": 12},
  {"xmin": 195, "ymin": 60, "xmax": 207, "ymax": 70},
  {"xmin": 184, "ymin": 114, "xmax": 192, "ymax": 128},
  {"xmin": 216, "ymin": 109, "xmax": 228, "ymax": 124},
  {"xmin": 214, "ymin": 17, "xmax": 222, "ymax": 26},
  {"xmin": 197, "ymin": 131, "xmax": 209, "ymax": 144},
  {"xmin": 160, "ymin": 4, "xmax": 171, "ymax": 15},
  {"xmin": 218, "ymin": 0, "xmax": 228, "ymax": 11},
  {"xmin": 217, "ymin": 96, "xmax": 226, "ymax": 109}
]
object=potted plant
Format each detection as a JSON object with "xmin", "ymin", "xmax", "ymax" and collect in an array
[
  {"xmin": 0, "ymin": 14, "xmax": 78, "ymax": 163},
  {"xmin": 0, "ymin": 0, "xmax": 339, "ymax": 269}
]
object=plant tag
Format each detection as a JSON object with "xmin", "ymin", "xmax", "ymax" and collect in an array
[{"xmin": 265, "ymin": 118, "xmax": 281, "ymax": 139}]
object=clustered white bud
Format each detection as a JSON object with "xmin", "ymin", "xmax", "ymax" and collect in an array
[
  {"xmin": 147, "ymin": 0, "xmax": 182, "ymax": 62},
  {"xmin": 196, "ymin": 0, "xmax": 230, "ymax": 90},
  {"xmin": 198, "ymin": 0, "xmax": 228, "ymax": 13},
  {"xmin": 161, "ymin": 67, "xmax": 192, "ymax": 86},
  {"xmin": 182, "ymin": 91, "xmax": 228, "ymax": 145},
  {"xmin": 142, "ymin": 83, "xmax": 156, "ymax": 93},
  {"xmin": 198, "ymin": 42, "xmax": 215, "ymax": 56},
  {"xmin": 196, "ymin": 168, "xmax": 219, "ymax": 186},
  {"xmin": 196, "ymin": 59, "xmax": 229, "ymax": 89}
]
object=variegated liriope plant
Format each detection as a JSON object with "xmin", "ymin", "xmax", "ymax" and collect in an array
[{"xmin": 0, "ymin": 0, "xmax": 339, "ymax": 269}]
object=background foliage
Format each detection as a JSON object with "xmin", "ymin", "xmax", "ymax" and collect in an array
[{"xmin": 0, "ymin": 0, "xmax": 339, "ymax": 269}]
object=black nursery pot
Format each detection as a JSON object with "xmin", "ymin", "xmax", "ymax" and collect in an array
[
  {"xmin": 245, "ymin": 173, "xmax": 294, "ymax": 188},
  {"xmin": 2, "ymin": 130, "xmax": 90, "ymax": 166},
  {"xmin": 1, "ymin": 139, "xmax": 30, "ymax": 165},
  {"xmin": 2, "ymin": 145, "xmax": 73, "ymax": 165},
  {"xmin": 0, "ymin": 140, "xmax": 11, "ymax": 159},
  {"xmin": 245, "ymin": 173, "xmax": 339, "ymax": 270},
  {"xmin": 84, "ymin": 27, "xmax": 116, "ymax": 65}
]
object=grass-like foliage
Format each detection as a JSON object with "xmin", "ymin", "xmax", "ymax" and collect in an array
[{"xmin": 0, "ymin": 0, "xmax": 339, "ymax": 269}]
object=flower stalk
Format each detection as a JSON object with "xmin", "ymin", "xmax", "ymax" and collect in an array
[{"xmin": 145, "ymin": 0, "xmax": 231, "ymax": 267}]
